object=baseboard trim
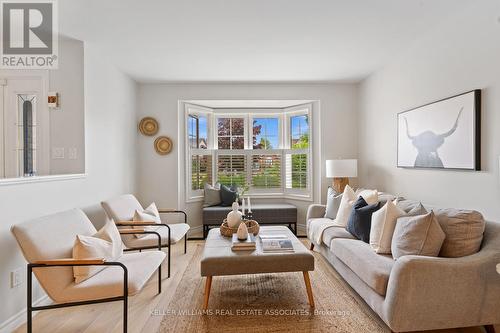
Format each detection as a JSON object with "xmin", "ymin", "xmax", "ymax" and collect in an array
[{"xmin": 0, "ymin": 295, "xmax": 49, "ymax": 333}]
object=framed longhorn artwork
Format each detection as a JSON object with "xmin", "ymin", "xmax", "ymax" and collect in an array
[{"xmin": 397, "ymin": 90, "xmax": 481, "ymax": 170}]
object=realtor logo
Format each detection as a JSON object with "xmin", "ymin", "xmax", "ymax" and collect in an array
[{"xmin": 1, "ymin": 0, "xmax": 58, "ymax": 69}]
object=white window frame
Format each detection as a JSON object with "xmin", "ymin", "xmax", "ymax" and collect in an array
[
  {"xmin": 185, "ymin": 104, "xmax": 213, "ymax": 200},
  {"xmin": 185, "ymin": 104, "xmax": 313, "ymax": 201}
]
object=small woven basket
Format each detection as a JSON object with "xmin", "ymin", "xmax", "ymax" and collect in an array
[{"xmin": 220, "ymin": 219, "xmax": 260, "ymax": 237}]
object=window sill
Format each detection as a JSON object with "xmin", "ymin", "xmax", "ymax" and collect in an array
[{"xmin": 0, "ymin": 173, "xmax": 87, "ymax": 186}]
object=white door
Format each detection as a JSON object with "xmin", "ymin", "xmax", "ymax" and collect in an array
[{"xmin": 0, "ymin": 73, "xmax": 48, "ymax": 178}]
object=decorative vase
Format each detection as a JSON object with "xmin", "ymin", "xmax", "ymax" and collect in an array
[
  {"xmin": 237, "ymin": 222, "xmax": 249, "ymax": 240},
  {"xmin": 227, "ymin": 202, "xmax": 243, "ymax": 228}
]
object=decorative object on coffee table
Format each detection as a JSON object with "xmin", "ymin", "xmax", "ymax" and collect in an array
[
  {"xmin": 326, "ymin": 159, "xmax": 358, "ymax": 193},
  {"xmin": 138, "ymin": 116, "xmax": 159, "ymax": 136},
  {"xmin": 227, "ymin": 202, "xmax": 243, "ymax": 228},
  {"xmin": 220, "ymin": 219, "xmax": 260, "ymax": 237},
  {"xmin": 154, "ymin": 136, "xmax": 173, "ymax": 155},
  {"xmin": 397, "ymin": 89, "xmax": 481, "ymax": 170},
  {"xmin": 237, "ymin": 222, "xmax": 249, "ymax": 240}
]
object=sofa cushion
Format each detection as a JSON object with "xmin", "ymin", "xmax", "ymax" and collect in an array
[
  {"xmin": 392, "ymin": 212, "xmax": 445, "ymax": 260},
  {"xmin": 434, "ymin": 208, "xmax": 485, "ymax": 257},
  {"xmin": 346, "ymin": 197, "xmax": 380, "ymax": 243},
  {"xmin": 331, "ymin": 238, "xmax": 394, "ymax": 296},
  {"xmin": 324, "ymin": 187, "xmax": 342, "ymax": 219},
  {"xmin": 322, "ymin": 226, "xmax": 355, "ymax": 247}
]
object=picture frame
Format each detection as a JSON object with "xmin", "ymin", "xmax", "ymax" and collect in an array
[{"xmin": 397, "ymin": 90, "xmax": 481, "ymax": 170}]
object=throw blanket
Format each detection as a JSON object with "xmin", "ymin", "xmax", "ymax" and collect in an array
[{"xmin": 307, "ymin": 218, "xmax": 344, "ymax": 245}]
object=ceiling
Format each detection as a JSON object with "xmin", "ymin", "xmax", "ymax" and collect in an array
[
  {"xmin": 59, "ymin": 0, "xmax": 471, "ymax": 83},
  {"xmin": 185, "ymin": 100, "xmax": 314, "ymax": 108}
]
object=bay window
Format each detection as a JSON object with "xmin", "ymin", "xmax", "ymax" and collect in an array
[{"xmin": 186, "ymin": 103, "xmax": 312, "ymax": 200}]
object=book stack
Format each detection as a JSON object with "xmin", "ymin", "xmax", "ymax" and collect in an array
[
  {"xmin": 231, "ymin": 234, "xmax": 256, "ymax": 251},
  {"xmin": 260, "ymin": 234, "xmax": 295, "ymax": 253}
]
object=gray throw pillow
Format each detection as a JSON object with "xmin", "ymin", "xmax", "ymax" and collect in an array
[
  {"xmin": 391, "ymin": 211, "xmax": 445, "ymax": 260},
  {"xmin": 203, "ymin": 183, "xmax": 222, "ymax": 207},
  {"xmin": 434, "ymin": 208, "xmax": 485, "ymax": 258},
  {"xmin": 324, "ymin": 187, "xmax": 342, "ymax": 219},
  {"xmin": 406, "ymin": 203, "xmax": 428, "ymax": 216}
]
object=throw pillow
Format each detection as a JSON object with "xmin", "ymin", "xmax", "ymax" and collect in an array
[
  {"xmin": 346, "ymin": 196, "xmax": 381, "ymax": 243},
  {"xmin": 434, "ymin": 208, "xmax": 485, "ymax": 257},
  {"xmin": 73, "ymin": 221, "xmax": 123, "ymax": 284},
  {"xmin": 204, "ymin": 183, "xmax": 222, "ymax": 207},
  {"xmin": 324, "ymin": 187, "xmax": 343, "ymax": 219},
  {"xmin": 369, "ymin": 200, "xmax": 406, "ymax": 254},
  {"xmin": 333, "ymin": 185, "xmax": 357, "ymax": 227},
  {"xmin": 357, "ymin": 189, "xmax": 379, "ymax": 205},
  {"xmin": 133, "ymin": 202, "xmax": 161, "ymax": 239},
  {"xmin": 95, "ymin": 220, "xmax": 124, "ymax": 258},
  {"xmin": 220, "ymin": 185, "xmax": 238, "ymax": 206},
  {"xmin": 406, "ymin": 202, "xmax": 428, "ymax": 216},
  {"xmin": 391, "ymin": 211, "xmax": 446, "ymax": 260}
]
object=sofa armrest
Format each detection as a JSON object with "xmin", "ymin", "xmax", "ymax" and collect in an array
[
  {"xmin": 384, "ymin": 250, "xmax": 500, "ymax": 332},
  {"xmin": 306, "ymin": 204, "xmax": 326, "ymax": 221}
]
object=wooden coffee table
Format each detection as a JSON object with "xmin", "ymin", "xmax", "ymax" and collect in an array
[{"xmin": 200, "ymin": 226, "xmax": 315, "ymax": 309}]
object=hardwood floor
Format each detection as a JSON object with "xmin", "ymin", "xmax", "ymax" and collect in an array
[{"xmin": 14, "ymin": 240, "xmax": 498, "ymax": 333}]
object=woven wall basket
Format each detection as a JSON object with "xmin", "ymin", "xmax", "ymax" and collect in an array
[
  {"xmin": 154, "ymin": 136, "xmax": 173, "ymax": 155},
  {"xmin": 138, "ymin": 117, "xmax": 159, "ymax": 136}
]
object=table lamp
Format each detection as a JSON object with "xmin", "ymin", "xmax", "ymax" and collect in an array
[{"xmin": 326, "ymin": 159, "xmax": 358, "ymax": 193}]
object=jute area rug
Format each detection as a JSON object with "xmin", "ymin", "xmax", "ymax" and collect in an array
[{"xmin": 159, "ymin": 244, "xmax": 389, "ymax": 333}]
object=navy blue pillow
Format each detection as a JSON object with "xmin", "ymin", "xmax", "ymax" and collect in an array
[
  {"xmin": 346, "ymin": 196, "xmax": 380, "ymax": 243},
  {"xmin": 220, "ymin": 185, "xmax": 238, "ymax": 206}
]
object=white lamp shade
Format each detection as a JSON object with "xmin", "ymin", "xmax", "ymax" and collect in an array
[{"xmin": 326, "ymin": 159, "xmax": 358, "ymax": 178}]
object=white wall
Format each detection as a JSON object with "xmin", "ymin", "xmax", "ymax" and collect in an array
[
  {"xmin": 49, "ymin": 37, "xmax": 85, "ymax": 175},
  {"xmin": 137, "ymin": 84, "xmax": 358, "ymax": 235},
  {"xmin": 0, "ymin": 42, "xmax": 138, "ymax": 330},
  {"xmin": 358, "ymin": 0, "xmax": 500, "ymax": 220}
]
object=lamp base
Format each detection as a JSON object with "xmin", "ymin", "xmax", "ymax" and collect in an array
[{"xmin": 332, "ymin": 178, "xmax": 349, "ymax": 194}]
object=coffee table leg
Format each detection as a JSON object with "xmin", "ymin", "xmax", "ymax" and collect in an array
[
  {"xmin": 302, "ymin": 271, "xmax": 315, "ymax": 308},
  {"xmin": 203, "ymin": 276, "xmax": 212, "ymax": 310}
]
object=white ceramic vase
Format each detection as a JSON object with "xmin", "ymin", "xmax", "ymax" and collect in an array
[
  {"xmin": 237, "ymin": 222, "xmax": 249, "ymax": 240},
  {"xmin": 227, "ymin": 202, "xmax": 243, "ymax": 228}
]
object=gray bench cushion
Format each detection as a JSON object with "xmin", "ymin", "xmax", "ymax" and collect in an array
[
  {"xmin": 331, "ymin": 238, "xmax": 394, "ymax": 296},
  {"xmin": 203, "ymin": 203, "xmax": 297, "ymax": 225}
]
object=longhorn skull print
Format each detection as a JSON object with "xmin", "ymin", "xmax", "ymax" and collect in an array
[{"xmin": 404, "ymin": 107, "xmax": 463, "ymax": 168}]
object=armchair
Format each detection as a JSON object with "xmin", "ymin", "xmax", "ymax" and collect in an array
[
  {"xmin": 101, "ymin": 194, "xmax": 190, "ymax": 278},
  {"xmin": 11, "ymin": 208, "xmax": 165, "ymax": 333}
]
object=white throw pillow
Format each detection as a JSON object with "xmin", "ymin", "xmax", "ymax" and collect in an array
[
  {"xmin": 72, "ymin": 221, "xmax": 124, "ymax": 284},
  {"xmin": 95, "ymin": 220, "xmax": 124, "ymax": 258},
  {"xmin": 324, "ymin": 187, "xmax": 343, "ymax": 219},
  {"xmin": 357, "ymin": 189, "xmax": 378, "ymax": 205},
  {"xmin": 369, "ymin": 200, "xmax": 406, "ymax": 254},
  {"xmin": 334, "ymin": 185, "xmax": 357, "ymax": 227},
  {"xmin": 133, "ymin": 202, "xmax": 161, "ymax": 238}
]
